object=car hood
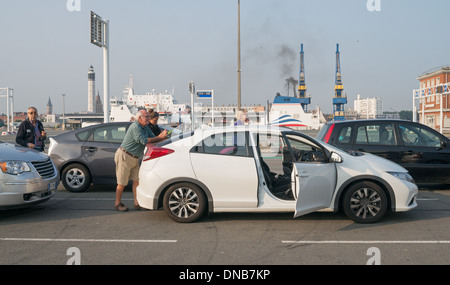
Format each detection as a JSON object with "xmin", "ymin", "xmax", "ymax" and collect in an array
[
  {"xmin": 355, "ymin": 152, "xmax": 407, "ymax": 172},
  {"xmin": 0, "ymin": 142, "xmax": 49, "ymax": 162},
  {"xmin": 323, "ymin": 143, "xmax": 408, "ymax": 173}
]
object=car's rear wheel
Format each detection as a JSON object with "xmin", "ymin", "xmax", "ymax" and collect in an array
[
  {"xmin": 61, "ymin": 163, "xmax": 92, "ymax": 193},
  {"xmin": 163, "ymin": 183, "xmax": 206, "ymax": 223},
  {"xmin": 343, "ymin": 181, "xmax": 388, "ymax": 223}
]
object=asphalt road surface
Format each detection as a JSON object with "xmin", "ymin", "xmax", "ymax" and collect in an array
[{"xmin": 1, "ymin": 184, "xmax": 450, "ymax": 267}]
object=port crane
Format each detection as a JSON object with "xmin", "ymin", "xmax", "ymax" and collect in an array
[
  {"xmin": 333, "ymin": 43, "xmax": 347, "ymax": 121},
  {"xmin": 297, "ymin": 43, "xmax": 311, "ymax": 112}
]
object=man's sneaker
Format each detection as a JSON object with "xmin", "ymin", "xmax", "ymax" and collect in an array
[{"xmin": 115, "ymin": 202, "xmax": 128, "ymax": 212}]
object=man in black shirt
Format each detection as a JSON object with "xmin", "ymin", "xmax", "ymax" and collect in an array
[{"xmin": 16, "ymin": 107, "xmax": 47, "ymax": 152}]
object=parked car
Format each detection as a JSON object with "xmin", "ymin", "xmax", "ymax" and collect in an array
[
  {"xmin": 48, "ymin": 122, "xmax": 181, "ymax": 192},
  {"xmin": 317, "ymin": 119, "xmax": 450, "ymax": 187},
  {"xmin": 136, "ymin": 125, "xmax": 418, "ymax": 223},
  {"xmin": 0, "ymin": 141, "xmax": 59, "ymax": 209}
]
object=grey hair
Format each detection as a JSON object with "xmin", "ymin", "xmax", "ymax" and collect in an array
[{"xmin": 135, "ymin": 109, "xmax": 147, "ymax": 120}]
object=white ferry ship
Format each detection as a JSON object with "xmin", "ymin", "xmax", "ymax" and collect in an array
[
  {"xmin": 268, "ymin": 94, "xmax": 326, "ymax": 130},
  {"xmin": 110, "ymin": 81, "xmax": 188, "ymax": 124}
]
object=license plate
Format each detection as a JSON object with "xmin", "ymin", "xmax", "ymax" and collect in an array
[{"xmin": 48, "ymin": 182, "xmax": 57, "ymax": 191}]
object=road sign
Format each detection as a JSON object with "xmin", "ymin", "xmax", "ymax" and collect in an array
[
  {"xmin": 197, "ymin": 91, "xmax": 212, "ymax": 99},
  {"xmin": 90, "ymin": 11, "xmax": 107, "ymax": 48}
]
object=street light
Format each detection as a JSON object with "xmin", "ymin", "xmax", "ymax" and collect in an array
[
  {"xmin": 62, "ymin": 94, "xmax": 66, "ymax": 130},
  {"xmin": 90, "ymin": 11, "xmax": 110, "ymax": 123},
  {"xmin": 237, "ymin": 0, "xmax": 242, "ymax": 109}
]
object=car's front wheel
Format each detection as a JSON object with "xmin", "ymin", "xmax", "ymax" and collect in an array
[
  {"xmin": 61, "ymin": 163, "xmax": 92, "ymax": 193},
  {"xmin": 343, "ymin": 181, "xmax": 388, "ymax": 223},
  {"xmin": 163, "ymin": 183, "xmax": 207, "ymax": 223}
]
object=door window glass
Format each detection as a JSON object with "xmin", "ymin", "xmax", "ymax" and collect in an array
[
  {"xmin": 193, "ymin": 132, "xmax": 249, "ymax": 157},
  {"xmin": 285, "ymin": 134, "xmax": 326, "ymax": 163},
  {"xmin": 93, "ymin": 125, "xmax": 128, "ymax": 143},
  {"xmin": 399, "ymin": 123, "xmax": 442, "ymax": 147},
  {"xmin": 355, "ymin": 123, "xmax": 395, "ymax": 145},
  {"xmin": 337, "ymin": 126, "xmax": 352, "ymax": 144}
]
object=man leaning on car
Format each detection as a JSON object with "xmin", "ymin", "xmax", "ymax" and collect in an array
[
  {"xmin": 114, "ymin": 109, "xmax": 168, "ymax": 212},
  {"xmin": 16, "ymin": 107, "xmax": 47, "ymax": 152}
]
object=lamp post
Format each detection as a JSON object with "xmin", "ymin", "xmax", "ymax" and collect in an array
[
  {"xmin": 90, "ymin": 11, "xmax": 110, "ymax": 123},
  {"xmin": 62, "ymin": 94, "xmax": 66, "ymax": 130},
  {"xmin": 237, "ymin": 0, "xmax": 242, "ymax": 109}
]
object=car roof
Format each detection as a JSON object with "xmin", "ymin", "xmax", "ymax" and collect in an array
[
  {"xmin": 326, "ymin": 119, "xmax": 412, "ymax": 125},
  {"xmin": 198, "ymin": 125, "xmax": 293, "ymax": 133}
]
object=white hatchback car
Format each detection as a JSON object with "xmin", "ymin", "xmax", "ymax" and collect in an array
[{"xmin": 137, "ymin": 125, "xmax": 418, "ymax": 223}]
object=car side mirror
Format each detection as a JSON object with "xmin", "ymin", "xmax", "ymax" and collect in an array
[{"xmin": 330, "ymin": 152, "xmax": 343, "ymax": 163}]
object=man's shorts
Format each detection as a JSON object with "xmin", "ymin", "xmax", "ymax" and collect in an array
[{"xmin": 115, "ymin": 148, "xmax": 140, "ymax": 186}]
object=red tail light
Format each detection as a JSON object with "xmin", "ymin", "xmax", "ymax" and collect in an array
[
  {"xmin": 143, "ymin": 147, "xmax": 174, "ymax": 161},
  {"xmin": 322, "ymin": 124, "xmax": 335, "ymax": 143}
]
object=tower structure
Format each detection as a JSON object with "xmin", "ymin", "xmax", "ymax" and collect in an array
[
  {"xmin": 46, "ymin": 97, "xmax": 53, "ymax": 115},
  {"xmin": 95, "ymin": 91, "xmax": 103, "ymax": 113},
  {"xmin": 88, "ymin": 65, "xmax": 96, "ymax": 113},
  {"xmin": 333, "ymin": 44, "xmax": 347, "ymax": 121},
  {"xmin": 297, "ymin": 43, "xmax": 311, "ymax": 112}
]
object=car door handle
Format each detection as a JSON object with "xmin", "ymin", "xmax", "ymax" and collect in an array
[
  {"xmin": 85, "ymin": 147, "xmax": 98, "ymax": 153},
  {"xmin": 298, "ymin": 171, "xmax": 309, "ymax": 178}
]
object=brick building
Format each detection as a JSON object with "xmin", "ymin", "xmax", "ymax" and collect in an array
[{"xmin": 413, "ymin": 66, "xmax": 450, "ymax": 134}]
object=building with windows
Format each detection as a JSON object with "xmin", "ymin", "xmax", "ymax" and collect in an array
[
  {"xmin": 353, "ymin": 94, "xmax": 383, "ymax": 119},
  {"xmin": 413, "ymin": 65, "xmax": 450, "ymax": 134}
]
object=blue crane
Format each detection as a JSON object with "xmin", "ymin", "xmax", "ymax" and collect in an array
[{"xmin": 333, "ymin": 43, "xmax": 347, "ymax": 121}]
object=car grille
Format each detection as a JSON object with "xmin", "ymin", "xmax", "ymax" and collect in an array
[{"xmin": 31, "ymin": 159, "xmax": 56, "ymax": 179}]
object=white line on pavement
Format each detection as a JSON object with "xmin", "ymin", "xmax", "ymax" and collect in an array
[
  {"xmin": 282, "ymin": 240, "xmax": 450, "ymax": 244},
  {"xmin": 0, "ymin": 238, "xmax": 176, "ymax": 243}
]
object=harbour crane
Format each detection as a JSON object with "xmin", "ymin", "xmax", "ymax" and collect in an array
[
  {"xmin": 333, "ymin": 43, "xmax": 347, "ymax": 121},
  {"xmin": 297, "ymin": 43, "xmax": 311, "ymax": 112}
]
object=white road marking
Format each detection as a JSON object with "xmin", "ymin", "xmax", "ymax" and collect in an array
[
  {"xmin": 0, "ymin": 238, "xmax": 176, "ymax": 243},
  {"xmin": 282, "ymin": 240, "xmax": 450, "ymax": 244}
]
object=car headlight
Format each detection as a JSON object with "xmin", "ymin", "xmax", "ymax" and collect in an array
[
  {"xmin": 0, "ymin": 161, "xmax": 31, "ymax": 175},
  {"xmin": 387, "ymin": 172, "xmax": 415, "ymax": 183}
]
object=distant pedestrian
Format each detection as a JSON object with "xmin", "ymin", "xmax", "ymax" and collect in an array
[
  {"xmin": 16, "ymin": 107, "xmax": 47, "ymax": 152},
  {"xmin": 234, "ymin": 108, "xmax": 248, "ymax": 126},
  {"xmin": 114, "ymin": 109, "xmax": 168, "ymax": 212}
]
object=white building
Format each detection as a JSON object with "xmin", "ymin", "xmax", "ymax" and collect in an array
[{"xmin": 354, "ymin": 94, "xmax": 383, "ymax": 119}]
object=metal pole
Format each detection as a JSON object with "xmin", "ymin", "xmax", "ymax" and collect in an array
[
  {"xmin": 103, "ymin": 20, "xmax": 110, "ymax": 123},
  {"xmin": 10, "ymin": 88, "xmax": 14, "ymax": 130},
  {"xmin": 440, "ymin": 93, "xmax": 443, "ymax": 134},
  {"xmin": 211, "ymin": 89, "xmax": 214, "ymax": 127},
  {"xmin": 6, "ymin": 88, "xmax": 10, "ymax": 132},
  {"xmin": 62, "ymin": 94, "xmax": 66, "ymax": 130},
  {"xmin": 237, "ymin": 0, "xmax": 241, "ymax": 109}
]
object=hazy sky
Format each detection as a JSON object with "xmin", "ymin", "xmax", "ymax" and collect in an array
[{"xmin": 0, "ymin": 0, "xmax": 449, "ymax": 114}]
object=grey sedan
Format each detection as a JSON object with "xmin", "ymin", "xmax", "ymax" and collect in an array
[
  {"xmin": 0, "ymin": 141, "xmax": 59, "ymax": 209},
  {"xmin": 48, "ymin": 122, "xmax": 180, "ymax": 192}
]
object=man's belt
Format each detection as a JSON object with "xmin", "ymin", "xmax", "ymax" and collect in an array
[{"xmin": 120, "ymin": 147, "xmax": 139, "ymax": 159}]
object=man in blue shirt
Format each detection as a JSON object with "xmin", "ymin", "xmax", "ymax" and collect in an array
[{"xmin": 114, "ymin": 109, "xmax": 168, "ymax": 211}]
